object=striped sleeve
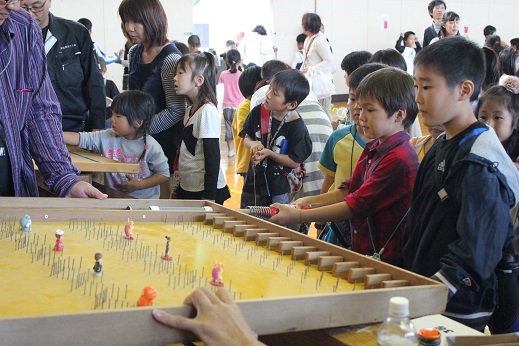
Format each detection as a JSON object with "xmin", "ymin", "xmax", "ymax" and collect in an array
[{"xmin": 148, "ymin": 53, "xmax": 186, "ymax": 134}]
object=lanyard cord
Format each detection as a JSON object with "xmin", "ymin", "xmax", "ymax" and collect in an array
[
  {"xmin": 266, "ymin": 110, "xmax": 290, "ymax": 150},
  {"xmin": 367, "ymin": 208, "xmax": 410, "ymax": 260},
  {"xmin": 361, "ymin": 139, "xmax": 410, "ymax": 260},
  {"xmin": 255, "ymin": 110, "xmax": 291, "ymax": 202},
  {"xmin": 262, "ymin": 110, "xmax": 290, "ymax": 168}
]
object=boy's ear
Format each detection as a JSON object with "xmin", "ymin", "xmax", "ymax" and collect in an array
[
  {"xmin": 458, "ymin": 80, "xmax": 475, "ymax": 101},
  {"xmin": 287, "ymin": 100, "xmax": 299, "ymax": 111},
  {"xmin": 394, "ymin": 108, "xmax": 407, "ymax": 123}
]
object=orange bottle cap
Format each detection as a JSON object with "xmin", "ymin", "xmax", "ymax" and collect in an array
[{"xmin": 418, "ymin": 328, "xmax": 441, "ymax": 340}]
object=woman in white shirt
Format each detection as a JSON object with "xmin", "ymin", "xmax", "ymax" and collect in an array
[
  {"xmin": 238, "ymin": 25, "xmax": 277, "ymax": 67},
  {"xmin": 429, "ymin": 11, "xmax": 460, "ymax": 45},
  {"xmin": 300, "ymin": 13, "xmax": 336, "ymax": 119}
]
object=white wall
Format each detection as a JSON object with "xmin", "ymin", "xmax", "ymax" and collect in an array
[
  {"xmin": 192, "ymin": 0, "xmax": 273, "ymax": 54},
  {"xmin": 272, "ymin": 0, "xmax": 519, "ymax": 95},
  {"xmin": 51, "ymin": 0, "xmax": 193, "ymax": 89},
  {"xmin": 50, "ymin": 0, "xmax": 519, "ymax": 95}
]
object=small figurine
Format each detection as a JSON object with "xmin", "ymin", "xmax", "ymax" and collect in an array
[
  {"xmin": 19, "ymin": 214, "xmax": 32, "ymax": 232},
  {"xmin": 54, "ymin": 229, "xmax": 64, "ymax": 252},
  {"xmin": 161, "ymin": 236, "xmax": 172, "ymax": 261},
  {"xmin": 124, "ymin": 218, "xmax": 134, "ymax": 240},
  {"xmin": 136, "ymin": 286, "xmax": 157, "ymax": 307},
  {"xmin": 210, "ymin": 262, "xmax": 224, "ymax": 287},
  {"xmin": 93, "ymin": 253, "xmax": 103, "ymax": 276}
]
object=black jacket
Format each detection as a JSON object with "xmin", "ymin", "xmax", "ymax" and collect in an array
[
  {"xmin": 403, "ymin": 125, "xmax": 519, "ymax": 331},
  {"xmin": 44, "ymin": 13, "xmax": 105, "ymax": 131},
  {"xmin": 423, "ymin": 25, "xmax": 438, "ymax": 47}
]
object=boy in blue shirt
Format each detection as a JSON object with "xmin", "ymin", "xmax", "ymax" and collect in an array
[
  {"xmin": 403, "ymin": 36, "xmax": 519, "ymax": 331},
  {"xmin": 240, "ymin": 70, "xmax": 312, "ymax": 208}
]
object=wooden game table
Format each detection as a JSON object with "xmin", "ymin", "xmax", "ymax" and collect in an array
[
  {"xmin": 0, "ymin": 198, "xmax": 448, "ymax": 345},
  {"xmin": 34, "ymin": 146, "xmax": 140, "ymax": 184}
]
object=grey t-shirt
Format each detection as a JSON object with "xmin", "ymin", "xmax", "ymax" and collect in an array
[{"xmin": 78, "ymin": 129, "xmax": 169, "ymax": 198}]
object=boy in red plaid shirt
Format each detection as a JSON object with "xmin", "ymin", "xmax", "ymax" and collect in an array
[{"xmin": 270, "ymin": 67, "xmax": 419, "ymax": 265}]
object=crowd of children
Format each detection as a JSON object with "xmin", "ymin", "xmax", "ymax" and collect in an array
[
  {"xmin": 151, "ymin": 31, "xmax": 519, "ymax": 342},
  {"xmin": 4, "ymin": 0, "xmax": 519, "ymax": 341},
  {"xmin": 59, "ymin": 5, "xmax": 519, "ymax": 337}
]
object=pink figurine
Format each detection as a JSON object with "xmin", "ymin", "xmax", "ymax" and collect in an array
[
  {"xmin": 161, "ymin": 236, "xmax": 172, "ymax": 261},
  {"xmin": 124, "ymin": 218, "xmax": 135, "ymax": 240},
  {"xmin": 210, "ymin": 262, "xmax": 224, "ymax": 287},
  {"xmin": 54, "ymin": 229, "xmax": 64, "ymax": 252}
]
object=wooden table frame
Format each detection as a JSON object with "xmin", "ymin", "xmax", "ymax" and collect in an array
[
  {"xmin": 34, "ymin": 146, "xmax": 140, "ymax": 185},
  {"xmin": 0, "ymin": 198, "xmax": 448, "ymax": 346}
]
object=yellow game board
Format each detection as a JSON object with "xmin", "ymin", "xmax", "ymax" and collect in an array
[{"xmin": 0, "ymin": 219, "xmax": 360, "ymax": 317}]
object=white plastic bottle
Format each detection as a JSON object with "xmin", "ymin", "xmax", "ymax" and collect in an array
[{"xmin": 377, "ymin": 296, "xmax": 418, "ymax": 346}]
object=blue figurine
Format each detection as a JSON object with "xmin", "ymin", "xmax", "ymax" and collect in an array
[{"xmin": 20, "ymin": 214, "xmax": 32, "ymax": 232}]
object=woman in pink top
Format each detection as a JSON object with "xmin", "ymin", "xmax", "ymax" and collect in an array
[{"xmin": 218, "ymin": 49, "xmax": 244, "ymax": 157}]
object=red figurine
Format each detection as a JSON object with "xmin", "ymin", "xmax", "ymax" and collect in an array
[
  {"xmin": 210, "ymin": 262, "xmax": 224, "ymax": 287},
  {"xmin": 54, "ymin": 229, "xmax": 64, "ymax": 252},
  {"xmin": 161, "ymin": 236, "xmax": 172, "ymax": 261},
  {"xmin": 137, "ymin": 286, "xmax": 157, "ymax": 306},
  {"xmin": 124, "ymin": 218, "xmax": 135, "ymax": 240}
]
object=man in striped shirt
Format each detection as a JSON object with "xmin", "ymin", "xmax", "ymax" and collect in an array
[{"xmin": 0, "ymin": 1, "xmax": 106, "ymax": 198}]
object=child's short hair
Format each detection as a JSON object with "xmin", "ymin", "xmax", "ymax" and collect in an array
[
  {"xmin": 187, "ymin": 35, "xmax": 201, "ymax": 48},
  {"xmin": 348, "ymin": 63, "xmax": 386, "ymax": 90},
  {"xmin": 238, "ymin": 65, "xmax": 262, "ymax": 98},
  {"xmin": 356, "ymin": 67, "xmax": 418, "ymax": 129},
  {"xmin": 414, "ymin": 36, "xmax": 485, "ymax": 101},
  {"xmin": 340, "ymin": 51, "xmax": 373, "ymax": 76},
  {"xmin": 369, "ymin": 49, "xmax": 407, "ymax": 72},
  {"xmin": 111, "ymin": 90, "xmax": 155, "ymax": 134},
  {"xmin": 428, "ymin": 0, "xmax": 446, "ymax": 18},
  {"xmin": 260, "ymin": 60, "xmax": 291, "ymax": 82},
  {"xmin": 270, "ymin": 69, "xmax": 310, "ymax": 106},
  {"xmin": 483, "ymin": 25, "xmax": 497, "ymax": 37},
  {"xmin": 296, "ymin": 33, "xmax": 307, "ymax": 44},
  {"xmin": 476, "ymin": 85, "xmax": 519, "ymax": 131},
  {"xmin": 403, "ymin": 31, "xmax": 416, "ymax": 41},
  {"xmin": 77, "ymin": 18, "xmax": 92, "ymax": 31},
  {"xmin": 173, "ymin": 41, "xmax": 189, "ymax": 55}
]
